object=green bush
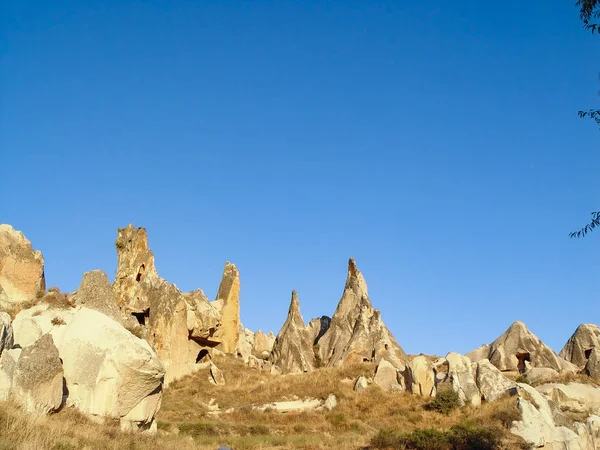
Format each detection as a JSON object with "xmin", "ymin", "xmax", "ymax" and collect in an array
[
  {"xmin": 426, "ymin": 389, "xmax": 461, "ymax": 414},
  {"xmin": 369, "ymin": 422, "xmax": 502, "ymax": 450}
]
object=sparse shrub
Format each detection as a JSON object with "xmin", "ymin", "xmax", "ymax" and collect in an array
[
  {"xmin": 48, "ymin": 286, "xmax": 61, "ymax": 293},
  {"xmin": 370, "ymin": 422, "xmax": 502, "ymax": 450},
  {"xmin": 327, "ymin": 412, "xmax": 347, "ymax": 430},
  {"xmin": 43, "ymin": 291, "xmax": 74, "ymax": 309},
  {"xmin": 51, "ymin": 317, "xmax": 66, "ymax": 326},
  {"xmin": 313, "ymin": 345, "xmax": 323, "ymax": 369},
  {"xmin": 36, "ymin": 290, "xmax": 44, "ymax": 299},
  {"xmin": 448, "ymin": 421, "xmax": 502, "ymax": 450},
  {"xmin": 179, "ymin": 421, "xmax": 218, "ymax": 437},
  {"xmin": 293, "ymin": 424, "xmax": 307, "ymax": 433},
  {"xmin": 407, "ymin": 412, "xmax": 424, "ymax": 424},
  {"xmin": 491, "ymin": 401, "xmax": 521, "ymax": 428},
  {"xmin": 248, "ymin": 424, "xmax": 269, "ymax": 435},
  {"xmin": 426, "ymin": 388, "xmax": 460, "ymax": 415}
]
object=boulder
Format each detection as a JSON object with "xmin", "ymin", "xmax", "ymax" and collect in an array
[
  {"xmin": 524, "ymin": 367, "xmax": 560, "ymax": 384},
  {"xmin": 475, "ymin": 359, "xmax": 515, "ymax": 402},
  {"xmin": 323, "ymin": 394, "xmax": 337, "ymax": 411},
  {"xmin": 354, "ymin": 376, "xmax": 368, "ymax": 392},
  {"xmin": 209, "ymin": 362, "xmax": 225, "ymax": 386},
  {"xmin": 12, "ymin": 304, "xmax": 76, "ymax": 348},
  {"xmin": 0, "ymin": 312, "xmax": 13, "ymax": 355},
  {"xmin": 58, "ymin": 307, "xmax": 165, "ymax": 431},
  {"xmin": 235, "ymin": 326, "xmax": 254, "ymax": 362},
  {"xmin": 0, "ymin": 348, "xmax": 21, "ymax": 401},
  {"xmin": 468, "ymin": 321, "xmax": 576, "ymax": 373},
  {"xmin": 511, "ymin": 383, "xmax": 594, "ymax": 449},
  {"xmin": 0, "ymin": 224, "xmax": 45, "ymax": 307},
  {"xmin": 536, "ymin": 383, "xmax": 600, "ymax": 416},
  {"xmin": 407, "ymin": 356, "xmax": 436, "ymax": 397},
  {"xmin": 74, "ymin": 270, "xmax": 125, "ymax": 325},
  {"xmin": 316, "ymin": 259, "xmax": 407, "ymax": 370},
  {"xmin": 585, "ymin": 347, "xmax": 600, "ymax": 381},
  {"xmin": 559, "ymin": 324, "xmax": 600, "ymax": 369},
  {"xmin": 270, "ymin": 291, "xmax": 317, "ymax": 374},
  {"xmin": 373, "ymin": 358, "xmax": 402, "ymax": 391},
  {"xmin": 11, "ymin": 334, "xmax": 63, "ymax": 414},
  {"xmin": 253, "ymin": 330, "xmax": 275, "ymax": 358},
  {"xmin": 445, "ymin": 352, "xmax": 481, "ymax": 407}
]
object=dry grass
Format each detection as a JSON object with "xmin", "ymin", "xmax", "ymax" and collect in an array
[{"xmin": 158, "ymin": 355, "xmax": 528, "ymax": 449}]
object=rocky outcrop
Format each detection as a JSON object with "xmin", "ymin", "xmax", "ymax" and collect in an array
[
  {"xmin": 11, "ymin": 334, "xmax": 63, "ymax": 414},
  {"xmin": 0, "ymin": 348, "xmax": 20, "ymax": 401},
  {"xmin": 475, "ymin": 359, "xmax": 515, "ymax": 403},
  {"xmin": 467, "ymin": 321, "xmax": 576, "ymax": 373},
  {"xmin": 511, "ymin": 383, "xmax": 600, "ymax": 449},
  {"xmin": 0, "ymin": 224, "xmax": 45, "ymax": 307},
  {"xmin": 354, "ymin": 376, "xmax": 368, "ymax": 392},
  {"xmin": 209, "ymin": 361, "xmax": 225, "ymax": 385},
  {"xmin": 373, "ymin": 358, "xmax": 402, "ymax": 391},
  {"xmin": 537, "ymin": 382, "xmax": 600, "ymax": 416},
  {"xmin": 58, "ymin": 307, "xmax": 165, "ymax": 431},
  {"xmin": 253, "ymin": 330, "xmax": 275, "ymax": 358},
  {"xmin": 270, "ymin": 291, "xmax": 316, "ymax": 374},
  {"xmin": 0, "ymin": 312, "xmax": 13, "ymax": 355},
  {"xmin": 406, "ymin": 356, "xmax": 436, "ymax": 397},
  {"xmin": 212, "ymin": 262, "xmax": 241, "ymax": 354},
  {"xmin": 586, "ymin": 347, "xmax": 600, "ymax": 381},
  {"xmin": 560, "ymin": 324, "xmax": 600, "ymax": 374},
  {"xmin": 316, "ymin": 259, "xmax": 407, "ymax": 370},
  {"xmin": 74, "ymin": 270, "xmax": 125, "ymax": 325},
  {"xmin": 445, "ymin": 352, "xmax": 481, "ymax": 407},
  {"xmin": 112, "ymin": 225, "xmax": 239, "ymax": 384}
]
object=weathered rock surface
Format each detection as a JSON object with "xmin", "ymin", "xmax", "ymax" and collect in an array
[
  {"xmin": 306, "ymin": 316, "xmax": 331, "ymax": 346},
  {"xmin": 212, "ymin": 262, "xmax": 241, "ymax": 354},
  {"xmin": 11, "ymin": 334, "xmax": 63, "ymax": 414},
  {"xmin": 270, "ymin": 291, "xmax": 316, "ymax": 374},
  {"xmin": 112, "ymin": 225, "xmax": 236, "ymax": 384},
  {"xmin": 75, "ymin": 270, "xmax": 124, "ymax": 325},
  {"xmin": 373, "ymin": 358, "xmax": 402, "ymax": 391},
  {"xmin": 468, "ymin": 321, "xmax": 576, "ymax": 373},
  {"xmin": 253, "ymin": 330, "xmax": 275, "ymax": 358},
  {"xmin": 585, "ymin": 347, "xmax": 600, "ymax": 381},
  {"xmin": 445, "ymin": 352, "xmax": 480, "ymax": 406},
  {"xmin": 354, "ymin": 375, "xmax": 368, "ymax": 392},
  {"xmin": 0, "ymin": 224, "xmax": 45, "ymax": 307},
  {"xmin": 524, "ymin": 367, "xmax": 560, "ymax": 384},
  {"xmin": 560, "ymin": 324, "xmax": 600, "ymax": 373},
  {"xmin": 12, "ymin": 304, "xmax": 76, "ymax": 348},
  {"xmin": 0, "ymin": 312, "xmax": 13, "ymax": 355},
  {"xmin": 316, "ymin": 259, "xmax": 407, "ymax": 370},
  {"xmin": 407, "ymin": 356, "xmax": 436, "ymax": 397},
  {"xmin": 58, "ymin": 307, "xmax": 165, "ymax": 431},
  {"xmin": 536, "ymin": 383, "xmax": 600, "ymax": 416},
  {"xmin": 0, "ymin": 348, "xmax": 21, "ymax": 401},
  {"xmin": 476, "ymin": 359, "xmax": 515, "ymax": 402},
  {"xmin": 209, "ymin": 362, "xmax": 225, "ymax": 385},
  {"xmin": 511, "ymin": 384, "xmax": 594, "ymax": 450}
]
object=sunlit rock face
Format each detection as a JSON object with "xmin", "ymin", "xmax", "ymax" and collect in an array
[{"xmin": 0, "ymin": 224, "xmax": 45, "ymax": 308}]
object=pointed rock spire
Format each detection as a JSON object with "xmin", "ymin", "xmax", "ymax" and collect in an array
[
  {"xmin": 213, "ymin": 262, "xmax": 241, "ymax": 354},
  {"xmin": 270, "ymin": 291, "xmax": 316, "ymax": 374},
  {"xmin": 559, "ymin": 324, "xmax": 600, "ymax": 369},
  {"xmin": 315, "ymin": 258, "xmax": 407, "ymax": 370},
  {"xmin": 467, "ymin": 321, "xmax": 576, "ymax": 373}
]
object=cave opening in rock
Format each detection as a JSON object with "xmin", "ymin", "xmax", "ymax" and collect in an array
[
  {"xmin": 515, "ymin": 352, "xmax": 531, "ymax": 374},
  {"xmin": 132, "ymin": 308, "xmax": 150, "ymax": 326},
  {"xmin": 585, "ymin": 348, "xmax": 593, "ymax": 359},
  {"xmin": 196, "ymin": 349, "xmax": 209, "ymax": 363},
  {"xmin": 136, "ymin": 264, "xmax": 145, "ymax": 282}
]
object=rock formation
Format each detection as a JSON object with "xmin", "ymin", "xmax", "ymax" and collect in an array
[
  {"xmin": 406, "ymin": 356, "xmax": 436, "ymax": 397},
  {"xmin": 11, "ymin": 334, "xmax": 63, "ymax": 414},
  {"xmin": 316, "ymin": 258, "xmax": 407, "ymax": 370},
  {"xmin": 212, "ymin": 262, "xmax": 241, "ymax": 354},
  {"xmin": 373, "ymin": 358, "xmax": 402, "ymax": 391},
  {"xmin": 445, "ymin": 352, "xmax": 481, "ymax": 407},
  {"xmin": 58, "ymin": 307, "xmax": 165, "ymax": 431},
  {"xmin": 586, "ymin": 347, "xmax": 600, "ymax": 381},
  {"xmin": 270, "ymin": 291, "xmax": 316, "ymax": 374},
  {"xmin": 560, "ymin": 324, "xmax": 600, "ymax": 373},
  {"xmin": 112, "ymin": 225, "xmax": 240, "ymax": 384},
  {"xmin": 74, "ymin": 270, "xmax": 125, "ymax": 325},
  {"xmin": 475, "ymin": 359, "xmax": 515, "ymax": 403},
  {"xmin": 0, "ymin": 224, "xmax": 45, "ymax": 307},
  {"xmin": 467, "ymin": 321, "xmax": 575, "ymax": 373},
  {"xmin": 0, "ymin": 312, "xmax": 13, "ymax": 356},
  {"xmin": 252, "ymin": 330, "xmax": 275, "ymax": 358}
]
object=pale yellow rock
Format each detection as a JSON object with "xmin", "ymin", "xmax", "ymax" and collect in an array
[
  {"xmin": 317, "ymin": 259, "xmax": 406, "ymax": 370},
  {"xmin": 213, "ymin": 262, "xmax": 240, "ymax": 354},
  {"xmin": 0, "ymin": 224, "xmax": 45, "ymax": 307},
  {"xmin": 445, "ymin": 352, "xmax": 481, "ymax": 407},
  {"xmin": 407, "ymin": 356, "xmax": 436, "ymax": 397},
  {"xmin": 373, "ymin": 359, "xmax": 402, "ymax": 391}
]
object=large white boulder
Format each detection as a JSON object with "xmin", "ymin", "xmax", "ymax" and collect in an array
[
  {"xmin": 476, "ymin": 359, "xmax": 515, "ymax": 403},
  {"xmin": 57, "ymin": 307, "xmax": 165, "ymax": 431},
  {"xmin": 445, "ymin": 352, "xmax": 481, "ymax": 407}
]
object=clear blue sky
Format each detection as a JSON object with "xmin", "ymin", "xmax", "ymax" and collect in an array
[{"xmin": 1, "ymin": 1, "xmax": 599, "ymax": 356}]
